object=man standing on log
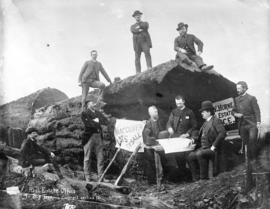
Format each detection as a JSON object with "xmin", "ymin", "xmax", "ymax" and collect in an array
[
  {"xmin": 130, "ymin": 10, "xmax": 152, "ymax": 74},
  {"xmin": 166, "ymin": 95, "xmax": 197, "ymax": 174},
  {"xmin": 187, "ymin": 101, "xmax": 226, "ymax": 181},
  {"xmin": 78, "ymin": 50, "xmax": 112, "ymax": 111},
  {"xmin": 174, "ymin": 22, "xmax": 214, "ymax": 71},
  {"xmin": 81, "ymin": 100, "xmax": 109, "ymax": 182},
  {"xmin": 20, "ymin": 131, "xmax": 64, "ymax": 179},
  {"xmin": 142, "ymin": 106, "xmax": 167, "ymax": 190}
]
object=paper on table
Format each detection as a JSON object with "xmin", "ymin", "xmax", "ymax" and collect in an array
[{"xmin": 157, "ymin": 137, "xmax": 195, "ymax": 154}]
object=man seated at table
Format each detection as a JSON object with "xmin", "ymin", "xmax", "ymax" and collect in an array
[
  {"xmin": 187, "ymin": 101, "xmax": 226, "ymax": 181},
  {"xmin": 166, "ymin": 95, "xmax": 197, "ymax": 176},
  {"xmin": 142, "ymin": 105, "xmax": 168, "ymax": 190}
]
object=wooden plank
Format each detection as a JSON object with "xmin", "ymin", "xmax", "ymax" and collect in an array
[{"xmin": 114, "ymin": 144, "xmax": 141, "ymax": 186}]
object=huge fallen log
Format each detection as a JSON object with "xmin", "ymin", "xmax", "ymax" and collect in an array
[{"xmin": 103, "ymin": 60, "xmax": 237, "ymax": 126}]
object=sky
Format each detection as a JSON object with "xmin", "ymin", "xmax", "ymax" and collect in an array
[{"xmin": 0, "ymin": 0, "xmax": 269, "ymax": 123}]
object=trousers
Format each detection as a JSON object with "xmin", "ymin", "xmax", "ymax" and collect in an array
[
  {"xmin": 176, "ymin": 52, "xmax": 205, "ymax": 68},
  {"xmin": 134, "ymin": 42, "xmax": 152, "ymax": 73},
  {"xmin": 28, "ymin": 155, "xmax": 63, "ymax": 179},
  {"xmin": 239, "ymin": 124, "xmax": 258, "ymax": 160},
  {"xmin": 83, "ymin": 133, "xmax": 105, "ymax": 181},
  {"xmin": 144, "ymin": 146, "xmax": 166, "ymax": 185},
  {"xmin": 81, "ymin": 80, "xmax": 105, "ymax": 109},
  {"xmin": 188, "ymin": 148, "xmax": 215, "ymax": 180}
]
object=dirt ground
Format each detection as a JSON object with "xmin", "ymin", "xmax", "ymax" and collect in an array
[{"xmin": 2, "ymin": 162, "xmax": 270, "ymax": 209}]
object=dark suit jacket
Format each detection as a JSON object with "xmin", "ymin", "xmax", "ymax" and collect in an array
[
  {"xmin": 197, "ymin": 116, "xmax": 226, "ymax": 149},
  {"xmin": 130, "ymin": 21, "xmax": 152, "ymax": 51},
  {"xmin": 166, "ymin": 107, "xmax": 197, "ymax": 137},
  {"xmin": 142, "ymin": 119, "xmax": 163, "ymax": 146},
  {"xmin": 20, "ymin": 137, "xmax": 51, "ymax": 166},
  {"xmin": 81, "ymin": 109, "xmax": 109, "ymax": 145},
  {"xmin": 233, "ymin": 93, "xmax": 261, "ymax": 127},
  {"xmin": 174, "ymin": 33, "xmax": 203, "ymax": 56}
]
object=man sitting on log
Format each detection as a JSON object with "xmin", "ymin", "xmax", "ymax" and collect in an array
[
  {"xmin": 187, "ymin": 101, "xmax": 226, "ymax": 181},
  {"xmin": 20, "ymin": 131, "xmax": 64, "ymax": 179},
  {"xmin": 166, "ymin": 95, "xmax": 197, "ymax": 176},
  {"xmin": 142, "ymin": 106, "xmax": 167, "ymax": 190},
  {"xmin": 174, "ymin": 22, "xmax": 213, "ymax": 71},
  {"xmin": 78, "ymin": 50, "xmax": 112, "ymax": 111},
  {"xmin": 81, "ymin": 100, "xmax": 110, "ymax": 182}
]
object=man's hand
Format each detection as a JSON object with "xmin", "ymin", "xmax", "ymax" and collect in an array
[
  {"xmin": 180, "ymin": 133, "xmax": 190, "ymax": 138},
  {"xmin": 51, "ymin": 152, "xmax": 55, "ymax": 158},
  {"xmin": 179, "ymin": 48, "xmax": 187, "ymax": 54},
  {"xmin": 93, "ymin": 118, "xmax": 99, "ymax": 123},
  {"xmin": 210, "ymin": 145, "xmax": 216, "ymax": 152},
  {"xmin": 168, "ymin": 128, "xmax": 174, "ymax": 137},
  {"xmin": 234, "ymin": 113, "xmax": 243, "ymax": 118},
  {"xmin": 188, "ymin": 138, "xmax": 195, "ymax": 146},
  {"xmin": 197, "ymin": 51, "xmax": 202, "ymax": 56},
  {"xmin": 78, "ymin": 82, "xmax": 82, "ymax": 87},
  {"xmin": 257, "ymin": 122, "xmax": 261, "ymax": 129}
]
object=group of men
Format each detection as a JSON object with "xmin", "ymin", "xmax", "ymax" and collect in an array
[
  {"xmin": 78, "ymin": 10, "xmax": 214, "ymax": 110},
  {"xmin": 141, "ymin": 80, "xmax": 261, "ymax": 187},
  {"xmin": 0, "ymin": 81, "xmax": 262, "ymax": 193},
  {"xmin": 0, "ymin": 10, "xmax": 262, "ymax": 193}
]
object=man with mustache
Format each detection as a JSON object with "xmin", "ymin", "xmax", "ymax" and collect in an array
[
  {"xmin": 232, "ymin": 81, "xmax": 261, "ymax": 160},
  {"xmin": 174, "ymin": 22, "xmax": 213, "ymax": 71}
]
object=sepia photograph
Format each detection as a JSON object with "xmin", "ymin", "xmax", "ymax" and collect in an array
[{"xmin": 0, "ymin": 0, "xmax": 270, "ymax": 208}]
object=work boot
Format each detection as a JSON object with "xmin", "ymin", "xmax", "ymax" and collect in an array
[{"xmin": 201, "ymin": 65, "xmax": 214, "ymax": 71}]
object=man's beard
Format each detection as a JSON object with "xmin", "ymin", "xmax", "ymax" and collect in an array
[
  {"xmin": 152, "ymin": 115, "xmax": 159, "ymax": 120},
  {"xmin": 237, "ymin": 90, "xmax": 245, "ymax": 96}
]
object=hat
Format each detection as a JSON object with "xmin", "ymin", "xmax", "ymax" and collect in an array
[
  {"xmin": 199, "ymin": 100, "xmax": 214, "ymax": 112},
  {"xmin": 132, "ymin": 10, "xmax": 143, "ymax": 17},
  {"xmin": 25, "ymin": 127, "xmax": 37, "ymax": 134},
  {"xmin": 176, "ymin": 22, "xmax": 188, "ymax": 31}
]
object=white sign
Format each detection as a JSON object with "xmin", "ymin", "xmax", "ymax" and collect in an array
[
  {"xmin": 213, "ymin": 98, "xmax": 236, "ymax": 126},
  {"xmin": 157, "ymin": 137, "xmax": 195, "ymax": 154},
  {"xmin": 114, "ymin": 119, "xmax": 146, "ymax": 152}
]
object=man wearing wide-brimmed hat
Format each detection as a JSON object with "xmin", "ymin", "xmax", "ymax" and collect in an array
[
  {"xmin": 130, "ymin": 10, "xmax": 152, "ymax": 73},
  {"xmin": 187, "ymin": 101, "xmax": 226, "ymax": 181},
  {"xmin": 174, "ymin": 22, "xmax": 214, "ymax": 71}
]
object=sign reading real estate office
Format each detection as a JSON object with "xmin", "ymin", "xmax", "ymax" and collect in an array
[{"xmin": 213, "ymin": 97, "xmax": 236, "ymax": 126}]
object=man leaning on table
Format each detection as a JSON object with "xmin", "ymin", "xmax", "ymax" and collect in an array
[{"xmin": 166, "ymin": 95, "xmax": 198, "ymax": 173}]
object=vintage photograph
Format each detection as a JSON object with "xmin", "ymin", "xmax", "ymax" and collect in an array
[{"xmin": 0, "ymin": 0, "xmax": 270, "ymax": 208}]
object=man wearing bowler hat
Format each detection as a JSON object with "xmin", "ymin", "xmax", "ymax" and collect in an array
[
  {"xmin": 174, "ymin": 22, "xmax": 214, "ymax": 71},
  {"xmin": 130, "ymin": 10, "xmax": 152, "ymax": 73},
  {"xmin": 187, "ymin": 101, "xmax": 226, "ymax": 181}
]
